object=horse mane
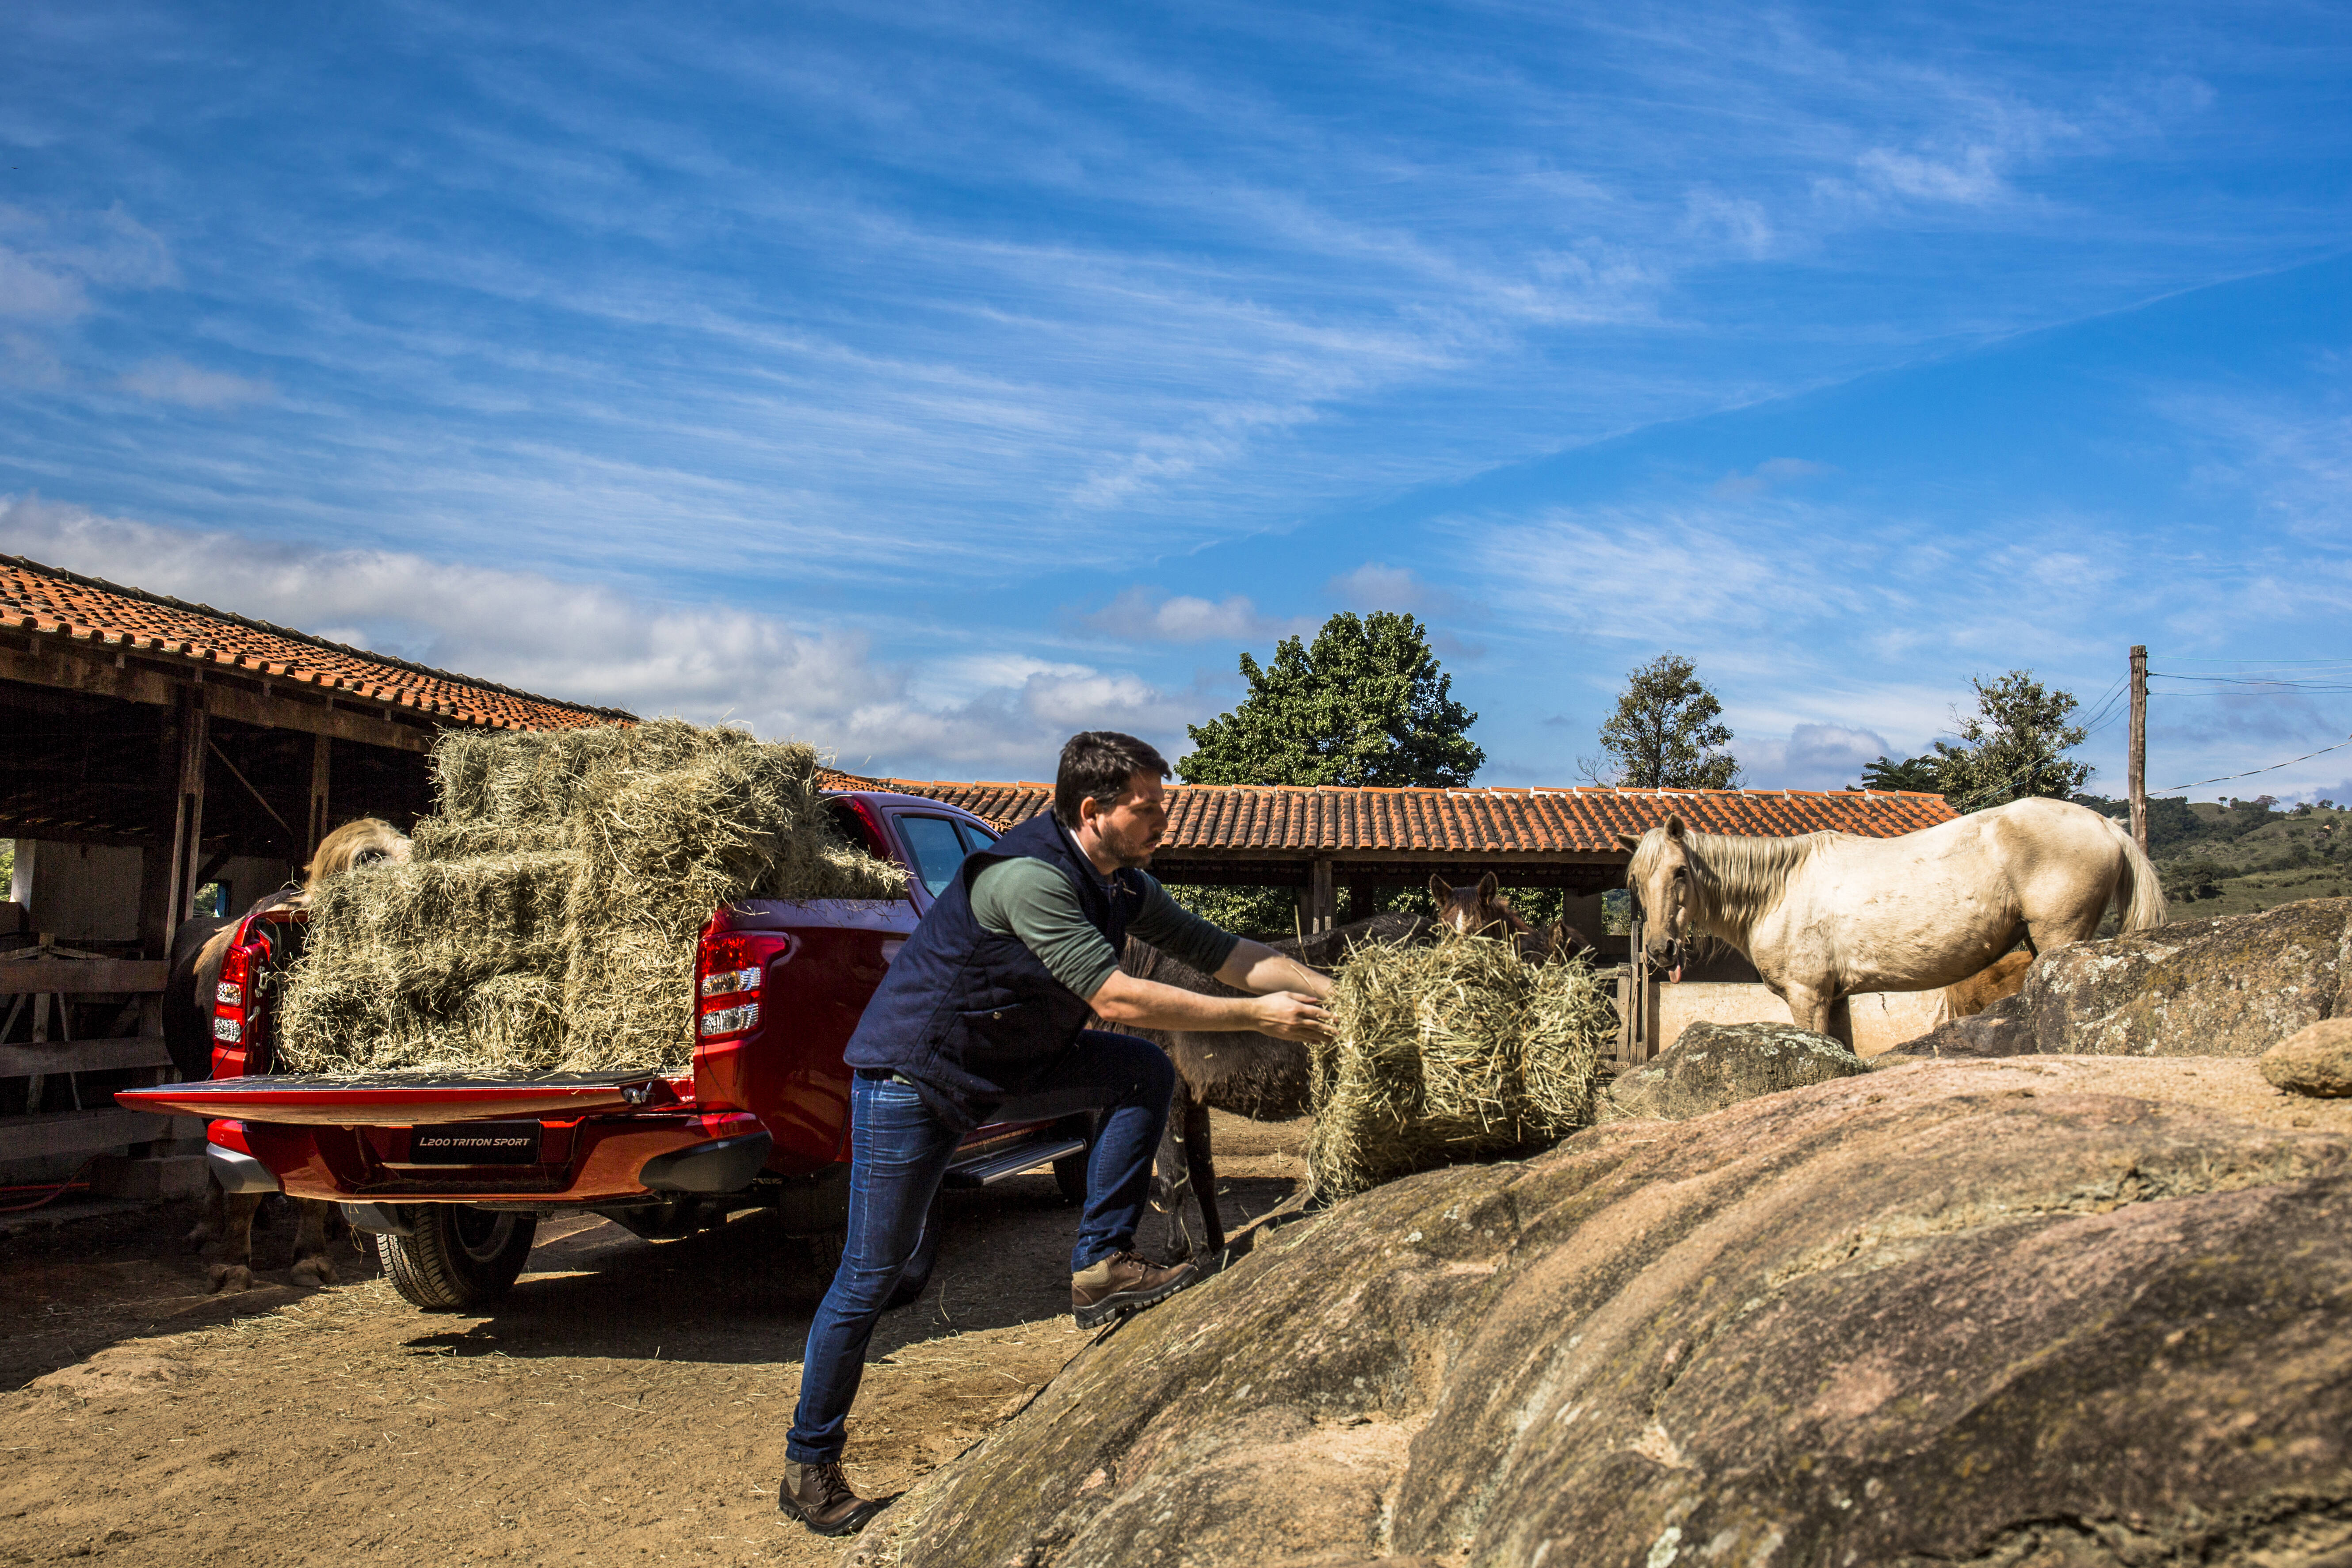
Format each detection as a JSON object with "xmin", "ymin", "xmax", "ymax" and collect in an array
[{"xmin": 1632, "ymin": 827, "xmax": 1849, "ymax": 930}]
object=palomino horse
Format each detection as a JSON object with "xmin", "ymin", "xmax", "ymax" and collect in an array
[
  {"xmin": 1119, "ymin": 912, "xmax": 1435, "ymax": 1258},
  {"xmin": 173, "ymin": 818, "xmax": 411, "ymax": 1290},
  {"xmin": 1620, "ymin": 797, "xmax": 2164, "ymax": 1041},
  {"xmin": 1428, "ymin": 873, "xmax": 1596, "ymax": 964}
]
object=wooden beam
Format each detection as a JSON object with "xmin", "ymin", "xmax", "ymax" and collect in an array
[
  {"xmin": 0, "ymin": 960, "xmax": 171, "ymax": 995},
  {"xmin": 0, "ymin": 1107, "xmax": 179, "ymax": 1162},
  {"xmin": 0, "ymin": 634, "xmax": 434, "ymax": 752},
  {"xmin": 165, "ymin": 689, "xmax": 208, "ymax": 948},
  {"xmin": 1308, "ymin": 856, "xmax": 1336, "ymax": 936},
  {"xmin": 0, "ymin": 1036, "xmax": 173, "ymax": 1077},
  {"xmin": 304, "ymin": 730, "xmax": 332, "ymax": 868}
]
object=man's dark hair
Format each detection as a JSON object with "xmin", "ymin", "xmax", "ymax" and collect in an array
[{"xmin": 1055, "ymin": 731, "xmax": 1171, "ymax": 828}]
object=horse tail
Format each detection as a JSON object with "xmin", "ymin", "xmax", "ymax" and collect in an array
[{"xmin": 2102, "ymin": 815, "xmax": 2169, "ymax": 931}]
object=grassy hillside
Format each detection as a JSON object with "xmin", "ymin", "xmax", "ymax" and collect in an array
[{"xmin": 2075, "ymin": 795, "xmax": 2352, "ymax": 920}]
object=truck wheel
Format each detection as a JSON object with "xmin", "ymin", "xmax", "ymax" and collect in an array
[{"xmin": 376, "ymin": 1206, "xmax": 538, "ymax": 1311}]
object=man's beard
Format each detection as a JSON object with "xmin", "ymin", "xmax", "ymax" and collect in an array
[{"xmin": 1103, "ymin": 823, "xmax": 1160, "ymax": 869}]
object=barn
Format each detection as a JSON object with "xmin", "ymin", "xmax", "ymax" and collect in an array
[
  {"xmin": 0, "ymin": 553, "xmax": 632, "ymax": 1192},
  {"xmin": 832, "ymin": 772, "xmax": 1960, "ymax": 1056}
]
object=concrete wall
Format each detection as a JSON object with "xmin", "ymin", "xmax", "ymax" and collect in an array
[
  {"xmin": 1646, "ymin": 978, "xmax": 1944, "ymax": 1059},
  {"xmin": 12, "ymin": 840, "xmax": 145, "ymax": 943},
  {"xmin": 7, "ymin": 842, "xmax": 294, "ymax": 942}
]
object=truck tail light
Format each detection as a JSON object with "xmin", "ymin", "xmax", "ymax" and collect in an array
[
  {"xmin": 693, "ymin": 930, "xmax": 794, "ymax": 1044},
  {"xmin": 213, "ymin": 942, "xmax": 253, "ymax": 1052}
]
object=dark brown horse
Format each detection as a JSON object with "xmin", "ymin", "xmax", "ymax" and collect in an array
[
  {"xmin": 1119, "ymin": 911, "xmax": 1434, "ymax": 1258},
  {"xmin": 171, "ymin": 819, "xmax": 410, "ymax": 1291},
  {"xmin": 1428, "ymin": 872, "xmax": 1596, "ymax": 965}
]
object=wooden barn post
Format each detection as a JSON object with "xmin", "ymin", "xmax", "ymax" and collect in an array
[
  {"xmin": 164, "ymin": 686, "xmax": 209, "ymax": 945},
  {"xmin": 2128, "ymin": 645, "xmax": 2148, "ymax": 855},
  {"xmin": 303, "ymin": 730, "xmax": 333, "ymax": 870}
]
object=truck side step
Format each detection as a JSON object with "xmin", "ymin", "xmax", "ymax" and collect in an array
[{"xmin": 941, "ymin": 1136, "xmax": 1086, "ymax": 1189}]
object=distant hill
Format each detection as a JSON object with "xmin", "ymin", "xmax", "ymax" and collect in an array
[{"xmin": 2072, "ymin": 794, "xmax": 2352, "ymax": 917}]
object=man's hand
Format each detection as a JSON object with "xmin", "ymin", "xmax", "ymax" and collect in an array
[{"xmin": 1249, "ymin": 990, "xmax": 1334, "ymax": 1044}]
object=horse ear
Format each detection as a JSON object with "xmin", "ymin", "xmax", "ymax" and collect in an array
[
  {"xmin": 1428, "ymin": 874, "xmax": 1452, "ymax": 900},
  {"xmin": 1477, "ymin": 871, "xmax": 1499, "ymax": 901},
  {"xmin": 1665, "ymin": 815, "xmax": 1686, "ymax": 841},
  {"xmin": 1615, "ymin": 832, "xmax": 1642, "ymax": 851}
]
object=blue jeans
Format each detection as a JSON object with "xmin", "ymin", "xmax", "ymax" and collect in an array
[{"xmin": 785, "ymin": 1030, "xmax": 1175, "ymax": 1464}]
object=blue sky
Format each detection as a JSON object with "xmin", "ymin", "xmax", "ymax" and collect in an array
[{"xmin": 4, "ymin": 2, "xmax": 2350, "ymax": 799}]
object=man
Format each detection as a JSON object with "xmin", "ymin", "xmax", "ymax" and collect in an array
[{"xmin": 779, "ymin": 731, "xmax": 1334, "ymax": 1537}]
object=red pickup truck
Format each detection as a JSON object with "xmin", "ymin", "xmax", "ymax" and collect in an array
[{"xmin": 120, "ymin": 792, "xmax": 1091, "ymax": 1311}]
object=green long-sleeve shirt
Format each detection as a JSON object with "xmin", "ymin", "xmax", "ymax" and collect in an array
[{"xmin": 968, "ymin": 856, "xmax": 1239, "ymax": 999}]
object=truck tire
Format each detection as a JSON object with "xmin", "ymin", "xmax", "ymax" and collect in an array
[
  {"xmin": 801, "ymin": 1189, "xmax": 942, "ymax": 1310},
  {"xmin": 376, "ymin": 1206, "xmax": 538, "ymax": 1311}
]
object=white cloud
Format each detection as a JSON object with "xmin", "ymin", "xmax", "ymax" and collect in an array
[
  {"xmin": 0, "ymin": 494, "xmax": 1213, "ymax": 779},
  {"xmin": 1325, "ymin": 561, "xmax": 1456, "ymax": 617},
  {"xmin": 1079, "ymin": 585, "xmax": 1307, "ymax": 644},
  {"xmin": 1736, "ymin": 722, "xmax": 1893, "ymax": 790},
  {"xmin": 1855, "ymin": 145, "xmax": 2007, "ymax": 205},
  {"xmin": 0, "ymin": 203, "xmax": 175, "ymax": 321},
  {"xmin": 1711, "ymin": 458, "xmax": 1835, "ymax": 498},
  {"xmin": 120, "ymin": 357, "xmax": 275, "ymax": 410}
]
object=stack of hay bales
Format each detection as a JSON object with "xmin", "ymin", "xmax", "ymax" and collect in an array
[
  {"xmin": 1306, "ymin": 937, "xmax": 1615, "ymax": 1200},
  {"xmin": 272, "ymin": 720, "xmax": 906, "ymax": 1077}
]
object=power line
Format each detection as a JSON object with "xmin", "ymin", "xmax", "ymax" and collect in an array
[{"xmin": 2158, "ymin": 735, "xmax": 2352, "ymax": 794}]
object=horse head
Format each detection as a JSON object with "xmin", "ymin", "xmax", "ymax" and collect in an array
[
  {"xmin": 1618, "ymin": 816, "xmax": 1698, "ymax": 981},
  {"xmin": 1428, "ymin": 872, "xmax": 1532, "ymax": 940},
  {"xmin": 298, "ymin": 817, "xmax": 412, "ymax": 904}
]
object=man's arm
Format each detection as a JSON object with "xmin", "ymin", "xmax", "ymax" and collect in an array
[{"xmin": 1085, "ymin": 966, "xmax": 1332, "ymax": 1043}]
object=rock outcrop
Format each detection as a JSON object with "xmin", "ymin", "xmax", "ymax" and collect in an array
[
  {"xmin": 1607, "ymin": 1019, "xmax": 1864, "ymax": 1120},
  {"xmin": 1909, "ymin": 897, "xmax": 2352, "ymax": 1059},
  {"xmin": 855, "ymin": 1058, "xmax": 2352, "ymax": 1568},
  {"xmin": 2264, "ymin": 1018, "xmax": 2352, "ymax": 1098}
]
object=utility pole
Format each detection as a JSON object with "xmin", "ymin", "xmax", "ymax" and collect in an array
[{"xmin": 2128, "ymin": 645, "xmax": 2148, "ymax": 855}]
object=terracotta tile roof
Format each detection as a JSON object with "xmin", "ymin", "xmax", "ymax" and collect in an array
[
  {"xmin": 821, "ymin": 772, "xmax": 1955, "ymax": 854},
  {"xmin": 0, "ymin": 553, "xmax": 634, "ymax": 732}
]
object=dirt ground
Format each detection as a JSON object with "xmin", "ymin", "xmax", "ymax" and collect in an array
[{"xmin": 0, "ymin": 1114, "xmax": 1312, "ymax": 1568}]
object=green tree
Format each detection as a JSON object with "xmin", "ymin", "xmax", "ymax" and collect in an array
[
  {"xmin": 1932, "ymin": 670, "xmax": 2091, "ymax": 811},
  {"xmin": 1171, "ymin": 611, "xmax": 1480, "ymax": 936},
  {"xmin": 1178, "ymin": 611, "xmax": 1483, "ymax": 787},
  {"xmin": 1859, "ymin": 755, "xmax": 1941, "ymax": 792},
  {"xmin": 1588, "ymin": 652, "xmax": 1739, "ymax": 789}
]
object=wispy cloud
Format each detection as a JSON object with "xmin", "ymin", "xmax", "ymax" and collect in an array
[
  {"xmin": 1711, "ymin": 457, "xmax": 1833, "ymax": 497},
  {"xmin": 0, "ymin": 495, "xmax": 1218, "ymax": 778},
  {"xmin": 120, "ymin": 357, "xmax": 275, "ymax": 410},
  {"xmin": 1077, "ymin": 585, "xmax": 1308, "ymax": 644}
]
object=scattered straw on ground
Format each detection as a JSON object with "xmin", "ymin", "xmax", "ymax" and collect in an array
[
  {"xmin": 1306, "ymin": 935, "xmax": 1615, "ymax": 1200},
  {"xmin": 274, "ymin": 719, "xmax": 906, "ymax": 1077}
]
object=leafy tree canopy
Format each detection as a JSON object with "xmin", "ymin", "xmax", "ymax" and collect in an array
[
  {"xmin": 1589, "ymin": 652, "xmax": 1739, "ymax": 790},
  {"xmin": 1932, "ymin": 670, "xmax": 2091, "ymax": 811},
  {"xmin": 1859, "ymin": 754, "xmax": 1941, "ymax": 792},
  {"xmin": 1178, "ymin": 611, "xmax": 1483, "ymax": 788}
]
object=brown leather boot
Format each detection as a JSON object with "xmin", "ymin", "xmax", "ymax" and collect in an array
[
  {"xmin": 1071, "ymin": 1249, "xmax": 1198, "ymax": 1328},
  {"xmin": 778, "ymin": 1459, "xmax": 888, "ymax": 1537}
]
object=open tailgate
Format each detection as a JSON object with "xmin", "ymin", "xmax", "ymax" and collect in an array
[{"xmin": 117, "ymin": 1071, "xmax": 682, "ymax": 1126}]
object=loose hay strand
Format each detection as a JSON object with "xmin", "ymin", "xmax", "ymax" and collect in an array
[
  {"xmin": 273, "ymin": 719, "xmax": 908, "ymax": 1077},
  {"xmin": 1307, "ymin": 935, "xmax": 1614, "ymax": 1201}
]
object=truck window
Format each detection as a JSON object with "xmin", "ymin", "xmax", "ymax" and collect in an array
[
  {"xmin": 824, "ymin": 798, "xmax": 891, "ymax": 861},
  {"xmin": 897, "ymin": 815, "xmax": 973, "ymax": 898},
  {"xmin": 955, "ymin": 820, "xmax": 998, "ymax": 854}
]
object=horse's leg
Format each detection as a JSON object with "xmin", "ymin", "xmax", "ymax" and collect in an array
[
  {"xmin": 187, "ymin": 1171, "xmax": 226, "ymax": 1251},
  {"xmin": 1182, "ymin": 1092, "xmax": 1225, "ymax": 1256},
  {"xmin": 209, "ymin": 1192, "xmax": 261, "ymax": 1292},
  {"xmin": 1780, "ymin": 981, "xmax": 1844, "ymax": 1042},
  {"xmin": 1152, "ymin": 1099, "xmax": 1201, "ymax": 1259},
  {"xmin": 288, "ymin": 1200, "xmax": 340, "ymax": 1287}
]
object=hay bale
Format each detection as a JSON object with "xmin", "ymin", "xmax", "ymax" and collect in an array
[
  {"xmin": 1306, "ymin": 936, "xmax": 1615, "ymax": 1201},
  {"xmin": 273, "ymin": 719, "xmax": 906, "ymax": 1077}
]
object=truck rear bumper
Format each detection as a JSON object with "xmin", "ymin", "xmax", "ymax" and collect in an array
[{"xmin": 212, "ymin": 1110, "xmax": 768, "ymax": 1205}]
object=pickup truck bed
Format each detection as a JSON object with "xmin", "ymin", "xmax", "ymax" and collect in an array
[{"xmin": 118, "ymin": 790, "xmax": 1088, "ymax": 1311}]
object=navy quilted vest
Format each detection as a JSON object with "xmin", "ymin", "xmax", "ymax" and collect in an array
[{"xmin": 844, "ymin": 809, "xmax": 1146, "ymax": 1128}]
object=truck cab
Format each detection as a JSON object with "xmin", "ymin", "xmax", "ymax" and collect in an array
[{"xmin": 120, "ymin": 792, "xmax": 1091, "ymax": 1310}]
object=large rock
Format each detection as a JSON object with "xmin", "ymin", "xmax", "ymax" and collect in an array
[
  {"xmin": 1608, "ymin": 1019, "xmax": 1865, "ymax": 1120},
  {"xmin": 855, "ymin": 1059, "xmax": 2352, "ymax": 1568},
  {"xmin": 2264, "ymin": 1018, "xmax": 2352, "ymax": 1098},
  {"xmin": 1910, "ymin": 897, "xmax": 2352, "ymax": 1059}
]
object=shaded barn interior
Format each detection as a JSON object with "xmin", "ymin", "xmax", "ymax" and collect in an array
[{"xmin": 0, "ymin": 553, "xmax": 630, "ymax": 1185}]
